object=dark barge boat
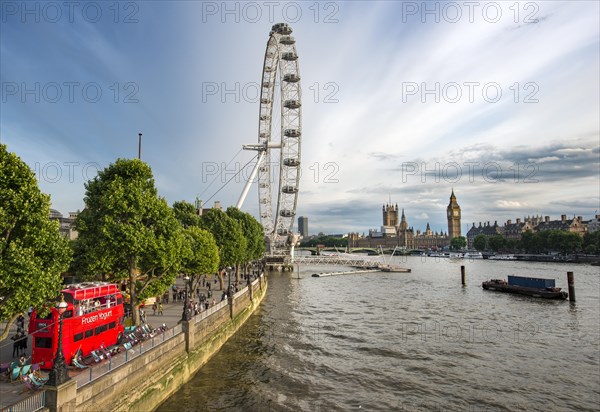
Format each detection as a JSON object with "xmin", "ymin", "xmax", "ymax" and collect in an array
[{"xmin": 482, "ymin": 275, "xmax": 568, "ymax": 300}]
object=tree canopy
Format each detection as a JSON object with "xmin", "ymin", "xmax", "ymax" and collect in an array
[
  {"xmin": 300, "ymin": 235, "xmax": 348, "ymax": 248},
  {"xmin": 173, "ymin": 200, "xmax": 201, "ymax": 228},
  {"xmin": 75, "ymin": 159, "xmax": 183, "ymax": 325},
  {"xmin": 226, "ymin": 206, "xmax": 265, "ymax": 263},
  {"xmin": 450, "ymin": 236, "xmax": 467, "ymax": 251},
  {"xmin": 180, "ymin": 226, "xmax": 219, "ymax": 277},
  {"xmin": 0, "ymin": 144, "xmax": 71, "ymax": 339},
  {"xmin": 473, "ymin": 234, "xmax": 487, "ymax": 251},
  {"xmin": 199, "ymin": 208, "xmax": 247, "ymax": 269},
  {"xmin": 583, "ymin": 231, "xmax": 600, "ymax": 254}
]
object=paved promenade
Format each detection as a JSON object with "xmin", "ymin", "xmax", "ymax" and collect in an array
[{"xmin": 0, "ymin": 275, "xmax": 238, "ymax": 410}]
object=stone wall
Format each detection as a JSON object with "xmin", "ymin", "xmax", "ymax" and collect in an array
[{"xmin": 64, "ymin": 276, "xmax": 267, "ymax": 412}]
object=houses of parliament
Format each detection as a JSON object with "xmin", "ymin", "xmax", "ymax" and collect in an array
[{"xmin": 348, "ymin": 191, "xmax": 461, "ymax": 249}]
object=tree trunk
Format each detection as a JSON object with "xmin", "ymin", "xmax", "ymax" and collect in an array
[
  {"xmin": 0, "ymin": 312, "xmax": 20, "ymax": 341},
  {"xmin": 235, "ymin": 264, "xmax": 240, "ymax": 283},
  {"xmin": 129, "ymin": 256, "xmax": 140, "ymax": 326},
  {"xmin": 218, "ymin": 270, "xmax": 224, "ymax": 291}
]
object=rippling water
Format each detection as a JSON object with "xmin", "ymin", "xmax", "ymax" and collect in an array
[{"xmin": 156, "ymin": 257, "xmax": 600, "ymax": 411}]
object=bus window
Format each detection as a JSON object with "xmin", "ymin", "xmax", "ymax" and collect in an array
[
  {"xmin": 74, "ymin": 333, "xmax": 83, "ymax": 342},
  {"xmin": 84, "ymin": 329, "xmax": 94, "ymax": 338},
  {"xmin": 63, "ymin": 310, "xmax": 73, "ymax": 319},
  {"xmin": 35, "ymin": 337, "xmax": 52, "ymax": 348},
  {"xmin": 95, "ymin": 325, "xmax": 108, "ymax": 335},
  {"xmin": 109, "ymin": 322, "xmax": 116, "ymax": 329}
]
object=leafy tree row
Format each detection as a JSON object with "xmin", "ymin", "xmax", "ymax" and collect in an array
[
  {"xmin": 0, "ymin": 145, "xmax": 71, "ymax": 339},
  {"xmin": 300, "ymin": 235, "xmax": 348, "ymax": 248},
  {"xmin": 0, "ymin": 148, "xmax": 265, "ymax": 330},
  {"xmin": 473, "ymin": 230, "xmax": 597, "ymax": 255},
  {"xmin": 449, "ymin": 236, "xmax": 467, "ymax": 251}
]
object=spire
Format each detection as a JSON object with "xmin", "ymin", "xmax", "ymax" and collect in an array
[
  {"xmin": 450, "ymin": 188, "xmax": 456, "ymax": 200},
  {"xmin": 401, "ymin": 208, "xmax": 406, "ymax": 218}
]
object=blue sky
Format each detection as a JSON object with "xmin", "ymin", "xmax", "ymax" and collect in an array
[{"xmin": 1, "ymin": 1, "xmax": 599, "ymax": 235}]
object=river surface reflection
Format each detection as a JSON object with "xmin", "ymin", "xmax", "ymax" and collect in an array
[{"xmin": 156, "ymin": 257, "xmax": 600, "ymax": 411}]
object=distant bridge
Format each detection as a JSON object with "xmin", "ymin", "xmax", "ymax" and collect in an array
[
  {"xmin": 296, "ymin": 247, "xmax": 426, "ymax": 255},
  {"xmin": 292, "ymin": 254, "xmax": 383, "ymax": 268}
]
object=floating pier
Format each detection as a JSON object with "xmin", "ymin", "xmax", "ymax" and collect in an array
[{"xmin": 312, "ymin": 269, "xmax": 383, "ymax": 277}]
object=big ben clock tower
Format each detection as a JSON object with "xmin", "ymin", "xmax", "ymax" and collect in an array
[{"xmin": 447, "ymin": 189, "xmax": 461, "ymax": 239}]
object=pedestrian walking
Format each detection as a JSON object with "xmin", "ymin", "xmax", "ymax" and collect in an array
[
  {"xmin": 16, "ymin": 314, "xmax": 25, "ymax": 330},
  {"xmin": 19, "ymin": 332, "xmax": 27, "ymax": 356},
  {"xmin": 11, "ymin": 332, "xmax": 21, "ymax": 358},
  {"xmin": 152, "ymin": 302, "xmax": 157, "ymax": 316},
  {"xmin": 158, "ymin": 302, "xmax": 163, "ymax": 316}
]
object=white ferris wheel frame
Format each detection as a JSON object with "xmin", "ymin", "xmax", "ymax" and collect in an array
[{"xmin": 237, "ymin": 23, "xmax": 302, "ymax": 256}]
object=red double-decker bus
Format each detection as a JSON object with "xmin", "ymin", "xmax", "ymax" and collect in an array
[{"xmin": 29, "ymin": 282, "xmax": 125, "ymax": 369}]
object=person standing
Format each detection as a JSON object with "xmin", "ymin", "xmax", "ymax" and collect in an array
[
  {"xmin": 16, "ymin": 314, "xmax": 25, "ymax": 330},
  {"xmin": 11, "ymin": 332, "xmax": 21, "ymax": 358},
  {"xmin": 158, "ymin": 302, "xmax": 163, "ymax": 316},
  {"xmin": 19, "ymin": 331, "xmax": 27, "ymax": 356}
]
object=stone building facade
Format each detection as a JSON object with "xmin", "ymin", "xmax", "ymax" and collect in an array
[{"xmin": 349, "ymin": 191, "xmax": 459, "ymax": 250}]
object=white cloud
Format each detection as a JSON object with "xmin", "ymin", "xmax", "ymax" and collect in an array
[{"xmin": 1, "ymin": 1, "xmax": 598, "ymax": 234}]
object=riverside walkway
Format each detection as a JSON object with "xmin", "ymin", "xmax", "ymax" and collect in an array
[{"xmin": 0, "ymin": 275, "xmax": 237, "ymax": 411}]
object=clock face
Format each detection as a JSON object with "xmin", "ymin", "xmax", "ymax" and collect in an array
[{"xmin": 454, "ymin": 210, "xmax": 459, "ymax": 216}]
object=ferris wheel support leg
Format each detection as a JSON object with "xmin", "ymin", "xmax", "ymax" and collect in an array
[{"xmin": 236, "ymin": 151, "xmax": 266, "ymax": 209}]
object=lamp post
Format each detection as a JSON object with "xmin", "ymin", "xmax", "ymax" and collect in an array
[
  {"xmin": 48, "ymin": 295, "xmax": 70, "ymax": 386},
  {"xmin": 227, "ymin": 266, "xmax": 232, "ymax": 298},
  {"xmin": 181, "ymin": 274, "xmax": 190, "ymax": 322}
]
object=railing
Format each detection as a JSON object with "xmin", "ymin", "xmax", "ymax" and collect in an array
[
  {"xmin": 1, "ymin": 274, "xmax": 267, "ymax": 411},
  {"xmin": 75, "ymin": 323, "xmax": 183, "ymax": 388},
  {"xmin": 0, "ymin": 391, "xmax": 45, "ymax": 412},
  {"xmin": 293, "ymin": 255, "xmax": 383, "ymax": 267},
  {"xmin": 194, "ymin": 300, "xmax": 228, "ymax": 324},
  {"xmin": 232, "ymin": 286, "xmax": 249, "ymax": 300}
]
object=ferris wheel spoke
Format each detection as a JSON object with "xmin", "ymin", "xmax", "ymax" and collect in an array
[{"xmin": 243, "ymin": 23, "xmax": 302, "ymax": 257}]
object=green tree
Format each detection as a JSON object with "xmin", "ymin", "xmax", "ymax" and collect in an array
[
  {"xmin": 173, "ymin": 200, "xmax": 201, "ymax": 228},
  {"xmin": 300, "ymin": 236, "xmax": 348, "ymax": 248},
  {"xmin": 473, "ymin": 234, "xmax": 487, "ymax": 251},
  {"xmin": 226, "ymin": 207, "xmax": 265, "ymax": 280},
  {"xmin": 505, "ymin": 239, "xmax": 519, "ymax": 253},
  {"xmin": 180, "ymin": 226, "xmax": 219, "ymax": 295},
  {"xmin": 0, "ymin": 144, "xmax": 71, "ymax": 339},
  {"xmin": 583, "ymin": 231, "xmax": 600, "ymax": 255},
  {"xmin": 488, "ymin": 235, "xmax": 506, "ymax": 252},
  {"xmin": 520, "ymin": 231, "xmax": 537, "ymax": 253},
  {"xmin": 75, "ymin": 159, "xmax": 183, "ymax": 325},
  {"xmin": 450, "ymin": 236, "xmax": 467, "ymax": 251},
  {"xmin": 548, "ymin": 231, "xmax": 582, "ymax": 255},
  {"xmin": 199, "ymin": 208, "xmax": 246, "ymax": 290}
]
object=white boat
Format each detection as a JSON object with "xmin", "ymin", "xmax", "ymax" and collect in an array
[
  {"xmin": 449, "ymin": 252, "xmax": 464, "ymax": 259},
  {"xmin": 427, "ymin": 252, "xmax": 447, "ymax": 258},
  {"xmin": 463, "ymin": 252, "xmax": 483, "ymax": 259},
  {"xmin": 488, "ymin": 254, "xmax": 516, "ymax": 260}
]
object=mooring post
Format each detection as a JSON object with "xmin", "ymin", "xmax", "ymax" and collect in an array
[
  {"xmin": 567, "ymin": 271, "xmax": 576, "ymax": 302},
  {"xmin": 461, "ymin": 265, "xmax": 466, "ymax": 286}
]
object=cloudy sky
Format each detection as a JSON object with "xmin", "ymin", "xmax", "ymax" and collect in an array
[{"xmin": 1, "ymin": 1, "xmax": 598, "ymax": 235}]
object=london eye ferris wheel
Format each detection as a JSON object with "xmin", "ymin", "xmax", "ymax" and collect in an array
[{"xmin": 237, "ymin": 23, "xmax": 302, "ymax": 256}]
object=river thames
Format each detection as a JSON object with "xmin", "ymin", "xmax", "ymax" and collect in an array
[{"xmin": 157, "ymin": 257, "xmax": 599, "ymax": 411}]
